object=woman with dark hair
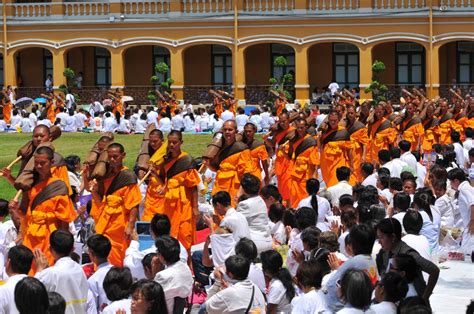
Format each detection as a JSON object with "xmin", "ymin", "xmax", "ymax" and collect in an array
[
  {"xmin": 292, "ymin": 261, "xmax": 329, "ymax": 313},
  {"xmin": 130, "ymin": 279, "xmax": 168, "ymax": 314},
  {"xmin": 389, "ymin": 254, "xmax": 420, "ymax": 298},
  {"xmin": 102, "ymin": 267, "xmax": 133, "ymax": 313},
  {"xmin": 412, "ymin": 188, "xmax": 439, "ymax": 252},
  {"xmin": 336, "ymin": 269, "xmax": 373, "ymax": 313},
  {"xmin": 14, "ymin": 277, "xmax": 49, "ymax": 314},
  {"xmin": 297, "ymin": 178, "xmax": 332, "ymax": 231},
  {"xmin": 260, "ymin": 250, "xmax": 295, "ymax": 313},
  {"xmin": 375, "ymin": 218, "xmax": 439, "ymax": 305},
  {"xmin": 371, "ymin": 272, "xmax": 408, "ymax": 314},
  {"xmin": 183, "ymin": 112, "xmax": 195, "ymax": 132}
]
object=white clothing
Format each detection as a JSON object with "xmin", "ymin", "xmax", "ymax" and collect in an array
[
  {"xmin": 147, "ymin": 111, "xmax": 159, "ymax": 128},
  {"xmin": 370, "ymin": 301, "xmax": 397, "ymax": 314},
  {"xmin": 210, "ymin": 233, "xmax": 235, "ymax": 267},
  {"xmin": 249, "ymin": 115, "xmax": 263, "ymax": 131},
  {"xmin": 28, "ymin": 112, "xmax": 37, "ymax": 128},
  {"xmin": 19, "ymin": 117, "xmax": 32, "ymax": 132},
  {"xmin": 88, "ymin": 262, "xmax": 113, "ymax": 311},
  {"xmin": 402, "ymin": 234, "xmax": 431, "ymax": 261},
  {"xmin": 75, "ymin": 112, "xmax": 87, "ymax": 129},
  {"xmin": 328, "ymin": 82, "xmax": 340, "ymax": 95},
  {"xmin": 158, "ymin": 117, "xmax": 172, "ymax": 133},
  {"xmin": 205, "ymin": 279, "xmax": 266, "ymax": 314},
  {"xmin": 35, "ymin": 257, "xmax": 88, "ymax": 314},
  {"xmin": 64, "ymin": 115, "xmax": 77, "ymax": 132},
  {"xmin": 0, "ymin": 120, "xmax": 6, "ymax": 132},
  {"xmin": 209, "ymin": 118, "xmax": 224, "ymax": 133},
  {"xmin": 102, "ymin": 299, "xmax": 131, "ymax": 314},
  {"xmin": 267, "ymin": 278, "xmax": 292, "ymax": 313},
  {"xmin": 102, "ymin": 116, "xmax": 117, "ymax": 132},
  {"xmin": 154, "ymin": 261, "xmax": 193, "ymax": 314},
  {"xmin": 134, "ymin": 119, "xmax": 147, "ymax": 133},
  {"xmin": 291, "ymin": 289, "xmax": 329, "ymax": 314},
  {"xmin": 10, "ymin": 115, "xmax": 21, "ymax": 127},
  {"xmin": 382, "ymin": 158, "xmax": 408, "ymax": 178},
  {"xmin": 130, "ymin": 113, "xmax": 139, "ymax": 130},
  {"xmin": 220, "ymin": 207, "xmax": 251, "ymax": 242},
  {"xmin": 236, "ymin": 196, "xmax": 272, "ymax": 252},
  {"xmin": 400, "ymin": 151, "xmax": 418, "ymax": 175},
  {"xmin": 195, "ymin": 115, "xmax": 209, "ymax": 131},
  {"xmin": 297, "ymin": 194, "xmax": 333, "ymax": 225},
  {"xmin": 87, "ymin": 290, "xmax": 98, "ymax": 314},
  {"xmin": 379, "ymin": 188, "xmax": 393, "ymax": 205},
  {"xmin": 0, "ymin": 220, "xmax": 17, "ymax": 280},
  {"xmin": 261, "ymin": 111, "xmax": 271, "ymax": 130},
  {"xmin": 38, "ymin": 118, "xmax": 52, "ymax": 127},
  {"xmin": 454, "ymin": 142, "xmax": 466, "ymax": 170},
  {"xmin": 457, "ymin": 181, "xmax": 474, "ymax": 253},
  {"xmin": 327, "ymin": 181, "xmax": 353, "ymax": 207},
  {"xmin": 93, "ymin": 117, "xmax": 103, "ymax": 132},
  {"xmin": 116, "ymin": 118, "xmax": 131, "ymax": 133},
  {"xmin": 287, "ymin": 231, "xmax": 304, "ymax": 276},
  {"xmin": 270, "ymin": 220, "xmax": 287, "ymax": 245},
  {"xmin": 339, "ymin": 230, "xmax": 350, "ymax": 257},
  {"xmin": 235, "ymin": 114, "xmax": 249, "ymax": 131},
  {"xmin": 416, "ymin": 163, "xmax": 426, "ymax": 188},
  {"xmin": 248, "ymin": 263, "xmax": 266, "ymax": 293},
  {"xmin": 362, "ymin": 173, "xmax": 378, "ymax": 187},
  {"xmin": 337, "ymin": 306, "xmax": 375, "ymax": 313},
  {"xmin": 0, "ymin": 274, "xmax": 28, "ymax": 314},
  {"xmin": 171, "ymin": 115, "xmax": 185, "ymax": 131},
  {"xmin": 183, "ymin": 116, "xmax": 195, "ymax": 132},
  {"xmin": 221, "ymin": 110, "xmax": 234, "ymax": 122},
  {"xmin": 434, "ymin": 194, "xmax": 455, "ymax": 228},
  {"xmin": 56, "ymin": 112, "xmax": 69, "ymax": 128},
  {"xmin": 419, "ymin": 210, "xmax": 439, "ymax": 252},
  {"xmin": 65, "ymin": 93, "xmax": 75, "ymax": 108},
  {"xmin": 124, "ymin": 240, "xmax": 188, "ymax": 280}
]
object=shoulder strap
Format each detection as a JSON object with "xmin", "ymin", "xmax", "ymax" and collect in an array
[
  {"xmin": 166, "ymin": 154, "xmax": 195, "ymax": 179},
  {"xmin": 294, "ymin": 136, "xmax": 316, "ymax": 158},
  {"xmin": 245, "ymin": 286, "xmax": 255, "ymax": 314},
  {"xmin": 105, "ymin": 169, "xmax": 137, "ymax": 196},
  {"xmin": 30, "ymin": 180, "xmax": 69, "ymax": 211}
]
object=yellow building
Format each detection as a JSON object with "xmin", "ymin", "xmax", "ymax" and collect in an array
[{"xmin": 1, "ymin": 0, "xmax": 473, "ymax": 105}]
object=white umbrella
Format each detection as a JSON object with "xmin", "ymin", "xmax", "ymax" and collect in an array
[{"xmin": 121, "ymin": 95, "xmax": 134, "ymax": 102}]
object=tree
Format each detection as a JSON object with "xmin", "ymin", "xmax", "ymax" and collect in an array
[
  {"xmin": 364, "ymin": 60, "xmax": 388, "ymax": 104},
  {"xmin": 148, "ymin": 62, "xmax": 174, "ymax": 105},
  {"xmin": 269, "ymin": 56, "xmax": 293, "ymax": 102}
]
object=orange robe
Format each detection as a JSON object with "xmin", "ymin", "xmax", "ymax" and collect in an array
[
  {"xmin": 91, "ymin": 168, "xmax": 142, "ymax": 267},
  {"xmin": 248, "ymin": 141, "xmax": 269, "ymax": 181},
  {"xmin": 421, "ymin": 118, "xmax": 439, "ymax": 153},
  {"xmin": 214, "ymin": 98, "xmax": 223, "ymax": 117},
  {"xmin": 437, "ymin": 113, "xmax": 457, "ymax": 145},
  {"xmin": 469, "ymin": 112, "xmax": 474, "ymax": 129},
  {"xmin": 399, "ymin": 116, "xmax": 424, "ymax": 151},
  {"xmin": 22, "ymin": 177, "xmax": 77, "ymax": 267},
  {"xmin": 212, "ymin": 142, "xmax": 255, "ymax": 208},
  {"xmin": 226, "ymin": 99, "xmax": 236, "ymax": 116},
  {"xmin": 273, "ymin": 127, "xmax": 295, "ymax": 201},
  {"xmin": 367, "ymin": 119, "xmax": 397, "ymax": 163},
  {"xmin": 320, "ymin": 127, "xmax": 351, "ymax": 188},
  {"xmin": 113, "ymin": 100, "xmax": 125, "ymax": 116},
  {"xmin": 46, "ymin": 102, "xmax": 56, "ymax": 124},
  {"xmin": 454, "ymin": 112, "xmax": 469, "ymax": 140},
  {"xmin": 288, "ymin": 135, "xmax": 318, "ymax": 208},
  {"xmin": 348, "ymin": 122, "xmax": 369, "ymax": 184},
  {"xmin": 157, "ymin": 152, "xmax": 200, "ymax": 250},
  {"xmin": 275, "ymin": 99, "xmax": 286, "ymax": 117},
  {"xmin": 2, "ymin": 101, "xmax": 12, "ymax": 124},
  {"xmin": 142, "ymin": 175, "xmax": 165, "ymax": 221}
]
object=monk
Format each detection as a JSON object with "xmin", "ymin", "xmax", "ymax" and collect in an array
[
  {"xmin": 420, "ymin": 102, "xmax": 439, "ymax": 154},
  {"xmin": 468, "ymin": 99, "xmax": 474, "ymax": 128},
  {"xmin": 320, "ymin": 111, "xmax": 353, "ymax": 188},
  {"xmin": 274, "ymin": 92, "xmax": 287, "ymax": 117},
  {"xmin": 89, "ymin": 143, "xmax": 141, "ymax": 267},
  {"xmin": 154, "ymin": 131, "xmax": 200, "ymax": 250},
  {"xmin": 452, "ymin": 101, "xmax": 469, "ymax": 139},
  {"xmin": 9, "ymin": 146, "xmax": 77, "ymax": 268},
  {"xmin": 437, "ymin": 100, "xmax": 458, "ymax": 145},
  {"xmin": 206, "ymin": 120, "xmax": 254, "ymax": 207},
  {"xmin": 367, "ymin": 104, "xmax": 397, "ymax": 164},
  {"xmin": 345, "ymin": 105, "xmax": 369, "ymax": 184},
  {"xmin": 287, "ymin": 118, "xmax": 318, "ymax": 208},
  {"xmin": 398, "ymin": 102, "xmax": 424, "ymax": 151},
  {"xmin": 242, "ymin": 122, "xmax": 270, "ymax": 185},
  {"xmin": 1, "ymin": 95, "xmax": 12, "ymax": 124},
  {"xmin": 45, "ymin": 98, "xmax": 56, "ymax": 124},
  {"xmin": 213, "ymin": 95, "xmax": 224, "ymax": 117}
]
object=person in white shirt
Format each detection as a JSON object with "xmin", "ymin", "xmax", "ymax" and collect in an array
[
  {"xmin": 64, "ymin": 109, "xmax": 78, "ymax": 132},
  {"xmin": 235, "ymin": 238, "xmax": 266, "ymax": 293},
  {"xmin": 115, "ymin": 111, "xmax": 132, "ymax": 134},
  {"xmin": 205, "ymin": 255, "xmax": 266, "ymax": 314},
  {"xmin": 56, "ymin": 107, "xmax": 69, "ymax": 130},
  {"xmin": 153, "ymin": 236, "xmax": 193, "ymax": 314},
  {"xmin": 87, "ymin": 234, "xmax": 114, "ymax": 311},
  {"xmin": 146, "ymin": 107, "xmax": 159, "ymax": 128},
  {"xmin": 90, "ymin": 101, "xmax": 104, "ymax": 117},
  {"xmin": 249, "ymin": 109, "xmax": 263, "ymax": 132},
  {"xmin": 10, "ymin": 109, "xmax": 21, "ymax": 128},
  {"xmin": 328, "ymin": 80, "xmax": 340, "ymax": 96},
  {"xmin": 28, "ymin": 106, "xmax": 38, "ymax": 128},
  {"xmin": 102, "ymin": 112, "xmax": 117, "ymax": 132},
  {"xmin": 399, "ymin": 140, "xmax": 418, "ymax": 175},
  {"xmin": 412, "ymin": 189, "xmax": 440, "ymax": 252},
  {"xmin": 412, "ymin": 151, "xmax": 426, "ymax": 188},
  {"xmin": 292, "ymin": 260, "xmax": 329, "ymax": 313},
  {"xmin": 402, "ymin": 210, "xmax": 432, "ymax": 261},
  {"xmin": 452, "ymin": 131, "xmax": 466, "ymax": 170},
  {"xmin": 297, "ymin": 178, "xmax": 333, "ymax": 231},
  {"xmin": 183, "ymin": 113, "xmax": 196, "ymax": 132},
  {"xmin": 371, "ymin": 272, "xmax": 408, "ymax": 314},
  {"xmin": 236, "ymin": 174, "xmax": 272, "ymax": 253},
  {"xmin": 171, "ymin": 109, "xmax": 185, "ymax": 131},
  {"xmin": 286, "ymin": 207, "xmax": 316, "ymax": 276},
  {"xmin": 463, "ymin": 127, "xmax": 473, "ymax": 153},
  {"xmin": 75, "ymin": 109, "xmax": 87, "ymax": 130},
  {"xmin": 433, "ymin": 179, "xmax": 456, "ymax": 229},
  {"xmin": 101, "ymin": 267, "xmax": 133, "ymax": 314},
  {"xmin": 196, "ymin": 109, "xmax": 209, "ymax": 132},
  {"xmin": 261, "ymin": 250, "xmax": 295, "ymax": 313},
  {"xmin": 0, "ymin": 202, "xmax": 19, "ymax": 281},
  {"xmin": 235, "ymin": 107, "xmax": 248, "ymax": 132},
  {"xmin": 65, "ymin": 90, "xmax": 75, "ymax": 109},
  {"xmin": 0, "ymin": 117, "xmax": 7, "ymax": 132},
  {"xmin": 134, "ymin": 113, "xmax": 148, "ymax": 134},
  {"xmin": 124, "ymin": 214, "xmax": 188, "ymax": 280},
  {"xmin": 361, "ymin": 162, "xmax": 377, "ymax": 187},
  {"xmin": 129, "ymin": 108, "xmax": 140, "ymax": 131},
  {"xmin": 383, "ymin": 147, "xmax": 408, "ymax": 178},
  {"xmin": 209, "ymin": 114, "xmax": 224, "ymax": 133},
  {"xmin": 260, "ymin": 106, "xmax": 272, "ymax": 131},
  {"xmin": 19, "ymin": 112, "xmax": 32, "ymax": 133},
  {"xmin": 269, "ymin": 203, "xmax": 287, "ymax": 245},
  {"xmin": 158, "ymin": 112, "xmax": 171, "ymax": 133},
  {"xmin": 37, "ymin": 117, "xmax": 52, "ymax": 127},
  {"xmin": 34, "ymin": 230, "xmax": 88, "ymax": 314},
  {"xmin": 220, "ymin": 106, "xmax": 235, "ymax": 122},
  {"xmin": 0, "ymin": 245, "xmax": 33, "ymax": 314},
  {"xmin": 93, "ymin": 113, "xmax": 103, "ymax": 132},
  {"xmin": 327, "ymin": 166, "xmax": 353, "ymax": 208}
]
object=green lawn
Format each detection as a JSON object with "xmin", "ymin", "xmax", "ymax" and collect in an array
[{"xmin": 0, "ymin": 132, "xmax": 214, "ymax": 200}]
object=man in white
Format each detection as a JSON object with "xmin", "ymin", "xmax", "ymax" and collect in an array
[
  {"xmin": 35, "ymin": 230, "xmax": 88, "ymax": 314},
  {"xmin": 0, "ymin": 203, "xmax": 20, "ymax": 281},
  {"xmin": 447, "ymin": 168, "xmax": 474, "ymax": 254},
  {"xmin": 452, "ymin": 131, "xmax": 466, "ymax": 170},
  {"xmin": 171, "ymin": 109, "xmax": 185, "ymax": 131},
  {"xmin": 124, "ymin": 214, "xmax": 188, "ymax": 280},
  {"xmin": 65, "ymin": 90, "xmax": 75, "ymax": 109},
  {"xmin": 383, "ymin": 147, "xmax": 408, "ymax": 178},
  {"xmin": 221, "ymin": 105, "xmax": 235, "ymax": 122},
  {"xmin": 235, "ymin": 108, "xmax": 249, "ymax": 132},
  {"xmin": 75, "ymin": 109, "xmax": 87, "ymax": 130},
  {"xmin": 236, "ymin": 174, "xmax": 272, "ymax": 253},
  {"xmin": 327, "ymin": 166, "xmax": 353, "ymax": 207},
  {"xmin": 0, "ymin": 245, "xmax": 33, "ymax": 314},
  {"xmin": 146, "ymin": 106, "xmax": 159, "ymax": 128},
  {"xmin": 102, "ymin": 112, "xmax": 117, "ymax": 132},
  {"xmin": 86, "ymin": 234, "xmax": 113, "ymax": 311},
  {"xmin": 260, "ymin": 106, "xmax": 271, "ymax": 131},
  {"xmin": 28, "ymin": 105, "xmax": 38, "ymax": 129},
  {"xmin": 205, "ymin": 255, "xmax": 266, "ymax": 314},
  {"xmin": 153, "ymin": 236, "xmax": 193, "ymax": 313},
  {"xmin": 399, "ymin": 140, "xmax": 418, "ymax": 175},
  {"xmin": 56, "ymin": 107, "xmax": 69, "ymax": 130},
  {"xmin": 361, "ymin": 162, "xmax": 377, "ymax": 187},
  {"xmin": 328, "ymin": 80, "xmax": 340, "ymax": 96}
]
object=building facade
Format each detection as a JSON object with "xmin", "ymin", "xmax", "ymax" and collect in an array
[{"xmin": 1, "ymin": 0, "xmax": 473, "ymax": 105}]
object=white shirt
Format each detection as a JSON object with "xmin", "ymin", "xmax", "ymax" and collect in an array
[
  {"xmin": 400, "ymin": 151, "xmax": 418, "ymax": 175},
  {"xmin": 88, "ymin": 262, "xmax": 113, "ymax": 311},
  {"xmin": 419, "ymin": 210, "xmax": 439, "ymax": 252},
  {"xmin": 102, "ymin": 299, "xmax": 131, "ymax": 314},
  {"xmin": 250, "ymin": 115, "xmax": 263, "ymax": 131},
  {"xmin": 210, "ymin": 118, "xmax": 224, "ymax": 133},
  {"xmin": 0, "ymin": 274, "xmax": 27, "ymax": 314},
  {"xmin": 362, "ymin": 173, "xmax": 378, "ymax": 187},
  {"xmin": 102, "ymin": 116, "xmax": 117, "ymax": 132},
  {"xmin": 221, "ymin": 110, "xmax": 234, "ymax": 122},
  {"xmin": 147, "ymin": 111, "xmax": 159, "ymax": 128},
  {"xmin": 35, "ymin": 257, "xmax": 88, "ymax": 314},
  {"xmin": 261, "ymin": 112, "xmax": 271, "ymax": 130},
  {"xmin": 235, "ymin": 114, "xmax": 249, "ymax": 131},
  {"xmin": 116, "ymin": 118, "xmax": 131, "ymax": 133},
  {"xmin": 287, "ymin": 231, "xmax": 304, "ymax": 276},
  {"xmin": 382, "ymin": 158, "xmax": 408, "ymax": 178},
  {"xmin": 220, "ymin": 208, "xmax": 250, "ymax": 241},
  {"xmin": 297, "ymin": 194, "xmax": 333, "ymax": 226},
  {"xmin": 291, "ymin": 289, "xmax": 329, "ymax": 314},
  {"xmin": 370, "ymin": 301, "xmax": 397, "ymax": 314},
  {"xmin": 0, "ymin": 120, "xmax": 6, "ymax": 132},
  {"xmin": 457, "ymin": 181, "xmax": 474, "ymax": 253},
  {"xmin": 56, "ymin": 112, "xmax": 69, "ymax": 128},
  {"xmin": 66, "ymin": 93, "xmax": 75, "ymax": 108},
  {"xmin": 434, "ymin": 194, "xmax": 455, "ymax": 228},
  {"xmin": 271, "ymin": 220, "xmax": 287, "ymax": 246},
  {"xmin": 171, "ymin": 115, "xmax": 185, "ymax": 131},
  {"xmin": 38, "ymin": 118, "xmax": 52, "ymax": 127},
  {"xmin": 402, "ymin": 234, "xmax": 431, "ymax": 261},
  {"xmin": 463, "ymin": 137, "xmax": 473, "ymax": 153},
  {"xmin": 20, "ymin": 117, "xmax": 32, "ymax": 133},
  {"xmin": 328, "ymin": 82, "xmax": 340, "ymax": 95},
  {"xmin": 134, "ymin": 119, "xmax": 147, "ymax": 133},
  {"xmin": 10, "ymin": 115, "xmax": 21, "ymax": 127},
  {"xmin": 327, "ymin": 181, "xmax": 353, "ymax": 207},
  {"xmin": 248, "ymin": 263, "xmax": 266, "ymax": 293},
  {"xmin": 158, "ymin": 117, "xmax": 171, "ymax": 133},
  {"xmin": 236, "ymin": 196, "xmax": 272, "ymax": 253},
  {"xmin": 416, "ymin": 163, "xmax": 426, "ymax": 188},
  {"xmin": 0, "ymin": 220, "xmax": 17, "ymax": 280},
  {"xmin": 184, "ymin": 116, "xmax": 195, "ymax": 132},
  {"xmin": 63, "ymin": 115, "xmax": 76, "ymax": 132},
  {"xmin": 75, "ymin": 112, "xmax": 87, "ymax": 129},
  {"xmin": 267, "ymin": 278, "xmax": 291, "ymax": 313},
  {"xmin": 154, "ymin": 261, "xmax": 193, "ymax": 314},
  {"xmin": 337, "ymin": 306, "xmax": 375, "ymax": 313},
  {"xmin": 28, "ymin": 112, "xmax": 37, "ymax": 128},
  {"xmin": 453, "ymin": 142, "xmax": 466, "ymax": 170}
]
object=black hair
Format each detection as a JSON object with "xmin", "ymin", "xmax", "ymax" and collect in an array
[
  {"xmin": 377, "ymin": 167, "xmax": 390, "ymax": 176},
  {"xmin": 149, "ymin": 129, "xmax": 164, "ymax": 139},
  {"xmin": 261, "ymin": 185, "xmax": 282, "ymax": 203},
  {"xmin": 390, "ymin": 147, "xmax": 401, "ymax": 159},
  {"xmin": 155, "ymin": 236, "xmax": 180, "ymax": 264},
  {"xmin": 8, "ymin": 245, "xmax": 33, "ymax": 274},
  {"xmin": 341, "ymin": 207, "xmax": 358, "ymax": 229},
  {"xmin": 378, "ymin": 149, "xmax": 391, "ymax": 163},
  {"xmin": 35, "ymin": 146, "xmax": 54, "ymax": 160},
  {"xmin": 300, "ymin": 226, "xmax": 321, "ymax": 250},
  {"xmin": 361, "ymin": 162, "xmax": 374, "ymax": 176},
  {"xmin": 240, "ymin": 173, "xmax": 261, "ymax": 195},
  {"xmin": 412, "ymin": 150, "xmax": 422, "ymax": 162},
  {"xmin": 393, "ymin": 192, "xmax": 411, "ymax": 212},
  {"xmin": 47, "ymin": 291, "xmax": 66, "ymax": 314},
  {"xmin": 339, "ymin": 194, "xmax": 354, "ymax": 208},
  {"xmin": 296, "ymin": 261, "xmax": 323, "ymax": 289},
  {"xmin": 379, "ymin": 272, "xmax": 408, "ymax": 303},
  {"xmin": 107, "ymin": 142, "xmax": 125, "ymax": 153},
  {"xmin": 50, "ymin": 230, "xmax": 74, "ymax": 257},
  {"xmin": 465, "ymin": 127, "xmax": 473, "ymax": 139},
  {"xmin": 447, "ymin": 167, "xmax": 467, "ymax": 183},
  {"xmin": 399, "ymin": 297, "xmax": 431, "ymax": 314},
  {"xmin": 212, "ymin": 191, "xmax": 231, "ymax": 207},
  {"xmin": 378, "ymin": 173, "xmax": 390, "ymax": 190},
  {"xmin": 336, "ymin": 166, "xmax": 351, "ymax": 181},
  {"xmin": 64, "ymin": 155, "xmax": 81, "ymax": 173},
  {"xmin": 225, "ymin": 255, "xmax": 250, "ymax": 281},
  {"xmin": 348, "ymin": 223, "xmax": 376, "ymax": 255},
  {"xmin": 389, "ymin": 177, "xmax": 403, "ymax": 192},
  {"xmin": 403, "ymin": 210, "xmax": 423, "ymax": 235},
  {"xmin": 352, "ymin": 184, "xmax": 366, "ymax": 201},
  {"xmin": 235, "ymin": 237, "xmax": 258, "ymax": 262},
  {"xmin": 432, "ymin": 179, "xmax": 447, "ymax": 192},
  {"xmin": 339, "ymin": 269, "xmax": 373, "ymax": 310},
  {"xmin": 451, "ymin": 130, "xmax": 461, "ymax": 143},
  {"xmin": 398, "ymin": 140, "xmax": 411, "ymax": 152},
  {"xmin": 0, "ymin": 198, "xmax": 9, "ymax": 217},
  {"xmin": 319, "ymin": 231, "xmax": 339, "ymax": 252},
  {"xmin": 268, "ymin": 203, "xmax": 285, "ymax": 223},
  {"xmin": 377, "ymin": 218, "xmax": 402, "ymax": 241},
  {"xmin": 392, "ymin": 254, "xmax": 419, "ymax": 283},
  {"xmin": 401, "ymin": 171, "xmax": 416, "ymax": 183},
  {"xmin": 131, "ymin": 280, "xmax": 168, "ymax": 314},
  {"xmin": 14, "ymin": 277, "xmax": 49, "ymax": 314},
  {"xmin": 103, "ymin": 267, "xmax": 133, "ymax": 301},
  {"xmin": 413, "ymin": 188, "xmax": 435, "ymax": 221},
  {"xmin": 87, "ymin": 234, "xmax": 111, "ymax": 260},
  {"xmin": 305, "ymin": 178, "xmax": 320, "ymax": 215},
  {"xmin": 168, "ymin": 130, "xmax": 183, "ymax": 141},
  {"xmin": 141, "ymin": 253, "xmax": 157, "ymax": 271},
  {"xmin": 282, "ymin": 209, "xmax": 297, "ymax": 229},
  {"xmin": 309, "ymin": 248, "xmax": 331, "ymax": 276},
  {"xmin": 295, "ymin": 207, "xmax": 317, "ymax": 230},
  {"xmin": 260, "ymin": 250, "xmax": 295, "ymax": 301},
  {"xmin": 150, "ymin": 214, "xmax": 171, "ymax": 237}
]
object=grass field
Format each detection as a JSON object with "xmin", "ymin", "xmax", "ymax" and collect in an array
[{"xmin": 0, "ymin": 132, "xmax": 214, "ymax": 200}]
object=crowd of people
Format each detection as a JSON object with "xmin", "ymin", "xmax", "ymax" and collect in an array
[{"xmin": 0, "ymin": 86, "xmax": 473, "ymax": 314}]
